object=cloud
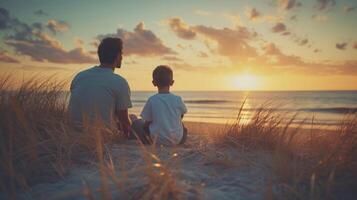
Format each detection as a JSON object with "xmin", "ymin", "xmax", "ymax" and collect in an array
[
  {"xmin": 0, "ymin": 50, "xmax": 19, "ymax": 63},
  {"xmin": 169, "ymin": 62, "xmax": 222, "ymax": 72},
  {"xmin": 166, "ymin": 17, "xmax": 357, "ymax": 75},
  {"xmin": 290, "ymin": 15, "xmax": 297, "ymax": 21},
  {"xmin": 5, "ymin": 34, "xmax": 96, "ymax": 63},
  {"xmin": 263, "ymin": 43, "xmax": 282, "ymax": 55},
  {"xmin": 1, "ymin": 8, "xmax": 96, "ymax": 64},
  {"xmin": 312, "ymin": 14, "xmax": 328, "ymax": 22},
  {"xmin": 34, "ymin": 9, "xmax": 48, "ymax": 17},
  {"xmin": 262, "ymin": 42, "xmax": 357, "ymax": 75},
  {"xmin": 192, "ymin": 25, "xmax": 258, "ymax": 62},
  {"xmin": 223, "ymin": 13, "xmax": 242, "ymax": 26},
  {"xmin": 344, "ymin": 6, "xmax": 356, "ymax": 13},
  {"xmin": 245, "ymin": 8, "xmax": 261, "ymax": 20},
  {"xmin": 262, "ymin": 42, "xmax": 303, "ymax": 66},
  {"xmin": 336, "ymin": 43, "xmax": 347, "ymax": 50},
  {"xmin": 314, "ymin": 49, "xmax": 322, "ymax": 53},
  {"xmin": 198, "ymin": 51, "xmax": 209, "ymax": 58},
  {"xmin": 282, "ymin": 31, "xmax": 291, "ymax": 36},
  {"xmin": 315, "ymin": 0, "xmax": 336, "ymax": 11},
  {"xmin": 167, "ymin": 18, "xmax": 259, "ymax": 62},
  {"xmin": 74, "ymin": 37, "xmax": 84, "ymax": 47},
  {"xmin": 299, "ymin": 38, "xmax": 309, "ymax": 46},
  {"xmin": 161, "ymin": 55, "xmax": 182, "ymax": 62},
  {"xmin": 20, "ymin": 64, "xmax": 69, "ymax": 71},
  {"xmin": 278, "ymin": 0, "xmax": 302, "ymax": 10},
  {"xmin": 46, "ymin": 20, "xmax": 69, "ymax": 34},
  {"xmin": 97, "ymin": 22, "xmax": 175, "ymax": 56},
  {"xmin": 0, "ymin": 7, "xmax": 11, "ymax": 29},
  {"xmin": 167, "ymin": 18, "xmax": 196, "ymax": 40},
  {"xmin": 271, "ymin": 23, "xmax": 287, "ymax": 33}
]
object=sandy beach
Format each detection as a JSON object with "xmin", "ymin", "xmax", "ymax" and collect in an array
[
  {"xmin": 8, "ymin": 121, "xmax": 273, "ymax": 200},
  {"xmin": 3, "ymin": 120, "xmax": 348, "ymax": 200}
]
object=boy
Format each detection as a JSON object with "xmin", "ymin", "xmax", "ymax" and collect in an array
[{"xmin": 139, "ymin": 65, "xmax": 187, "ymax": 145}]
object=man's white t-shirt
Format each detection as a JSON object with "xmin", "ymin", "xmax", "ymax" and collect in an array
[{"xmin": 140, "ymin": 93, "xmax": 187, "ymax": 145}]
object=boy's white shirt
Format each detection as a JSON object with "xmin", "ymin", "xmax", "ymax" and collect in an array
[{"xmin": 140, "ymin": 93, "xmax": 187, "ymax": 145}]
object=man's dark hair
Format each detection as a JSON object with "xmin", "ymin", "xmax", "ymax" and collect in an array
[
  {"xmin": 97, "ymin": 37, "xmax": 123, "ymax": 64},
  {"xmin": 153, "ymin": 65, "xmax": 173, "ymax": 87}
]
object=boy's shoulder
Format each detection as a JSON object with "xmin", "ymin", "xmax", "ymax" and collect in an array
[{"xmin": 148, "ymin": 93, "xmax": 183, "ymax": 102}]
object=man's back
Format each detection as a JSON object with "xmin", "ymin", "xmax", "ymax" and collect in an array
[{"xmin": 69, "ymin": 66, "xmax": 132, "ymax": 128}]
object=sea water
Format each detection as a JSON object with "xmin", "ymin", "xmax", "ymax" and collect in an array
[{"xmin": 130, "ymin": 91, "xmax": 357, "ymax": 128}]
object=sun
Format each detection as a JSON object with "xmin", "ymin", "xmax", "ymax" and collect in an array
[{"xmin": 232, "ymin": 74, "xmax": 260, "ymax": 90}]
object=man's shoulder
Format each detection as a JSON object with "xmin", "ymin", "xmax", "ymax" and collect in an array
[
  {"xmin": 74, "ymin": 66, "xmax": 97, "ymax": 78},
  {"xmin": 111, "ymin": 73, "xmax": 127, "ymax": 82}
]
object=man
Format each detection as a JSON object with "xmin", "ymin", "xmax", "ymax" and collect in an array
[{"xmin": 68, "ymin": 37, "xmax": 132, "ymax": 136}]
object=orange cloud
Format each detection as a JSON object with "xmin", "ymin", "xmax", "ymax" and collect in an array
[
  {"xmin": 161, "ymin": 55, "xmax": 183, "ymax": 62},
  {"xmin": 47, "ymin": 20, "xmax": 69, "ymax": 34},
  {"xmin": 192, "ymin": 25, "xmax": 258, "ymax": 62},
  {"xmin": 312, "ymin": 14, "xmax": 328, "ymax": 22},
  {"xmin": 167, "ymin": 18, "xmax": 258, "ymax": 63},
  {"xmin": 261, "ymin": 43, "xmax": 357, "ymax": 75},
  {"xmin": 315, "ymin": 0, "xmax": 336, "ymax": 11},
  {"xmin": 167, "ymin": 18, "xmax": 196, "ymax": 40},
  {"xmin": 166, "ymin": 17, "xmax": 357, "ymax": 75},
  {"xmin": 245, "ymin": 8, "xmax": 261, "ymax": 21},
  {"xmin": 278, "ymin": 0, "xmax": 302, "ymax": 10},
  {"xmin": 271, "ymin": 23, "xmax": 287, "ymax": 33},
  {"xmin": 0, "ymin": 50, "xmax": 19, "ymax": 63},
  {"xmin": 6, "ymin": 35, "xmax": 96, "ymax": 64},
  {"xmin": 97, "ymin": 22, "xmax": 175, "ymax": 56},
  {"xmin": 344, "ymin": 6, "xmax": 356, "ymax": 13},
  {"xmin": 336, "ymin": 43, "xmax": 347, "ymax": 50}
]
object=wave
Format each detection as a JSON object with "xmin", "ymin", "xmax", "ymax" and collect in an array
[
  {"xmin": 302, "ymin": 107, "xmax": 357, "ymax": 114},
  {"xmin": 132, "ymin": 99, "xmax": 234, "ymax": 104},
  {"xmin": 185, "ymin": 100, "xmax": 233, "ymax": 104}
]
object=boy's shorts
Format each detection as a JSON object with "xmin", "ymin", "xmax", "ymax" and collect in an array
[{"xmin": 130, "ymin": 119, "xmax": 187, "ymax": 145}]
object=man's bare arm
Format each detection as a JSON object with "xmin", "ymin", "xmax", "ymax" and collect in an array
[{"xmin": 116, "ymin": 109, "xmax": 131, "ymax": 136}]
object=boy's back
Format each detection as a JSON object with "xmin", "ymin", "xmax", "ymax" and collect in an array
[{"xmin": 141, "ymin": 93, "xmax": 187, "ymax": 145}]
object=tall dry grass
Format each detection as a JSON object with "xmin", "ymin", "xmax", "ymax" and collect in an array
[
  {"xmin": 0, "ymin": 75, "xmax": 115, "ymax": 197},
  {"xmin": 0, "ymin": 75, "xmax": 183, "ymax": 199},
  {"xmin": 213, "ymin": 101, "xmax": 357, "ymax": 200}
]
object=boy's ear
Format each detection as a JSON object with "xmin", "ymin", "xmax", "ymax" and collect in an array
[
  {"xmin": 152, "ymin": 80, "xmax": 157, "ymax": 86},
  {"xmin": 170, "ymin": 80, "xmax": 174, "ymax": 86}
]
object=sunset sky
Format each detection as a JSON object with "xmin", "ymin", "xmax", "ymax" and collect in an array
[{"xmin": 0, "ymin": 0, "xmax": 356, "ymax": 91}]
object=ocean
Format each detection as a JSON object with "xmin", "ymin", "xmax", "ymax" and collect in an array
[{"xmin": 130, "ymin": 91, "xmax": 357, "ymax": 128}]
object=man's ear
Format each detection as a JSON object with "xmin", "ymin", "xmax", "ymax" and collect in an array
[
  {"xmin": 170, "ymin": 80, "xmax": 174, "ymax": 86},
  {"xmin": 152, "ymin": 80, "xmax": 157, "ymax": 86},
  {"xmin": 116, "ymin": 54, "xmax": 122, "ymax": 68}
]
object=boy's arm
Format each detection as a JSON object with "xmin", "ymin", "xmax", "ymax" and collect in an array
[
  {"xmin": 143, "ymin": 120, "xmax": 152, "ymax": 133},
  {"xmin": 179, "ymin": 97, "xmax": 187, "ymax": 119},
  {"xmin": 141, "ymin": 98, "xmax": 152, "ymax": 125}
]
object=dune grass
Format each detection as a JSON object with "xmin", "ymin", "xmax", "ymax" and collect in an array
[
  {"xmin": 0, "ymin": 75, "xmax": 356, "ymax": 200},
  {"xmin": 0, "ymin": 76, "xmax": 183, "ymax": 199},
  {"xmin": 212, "ymin": 102, "xmax": 357, "ymax": 200}
]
